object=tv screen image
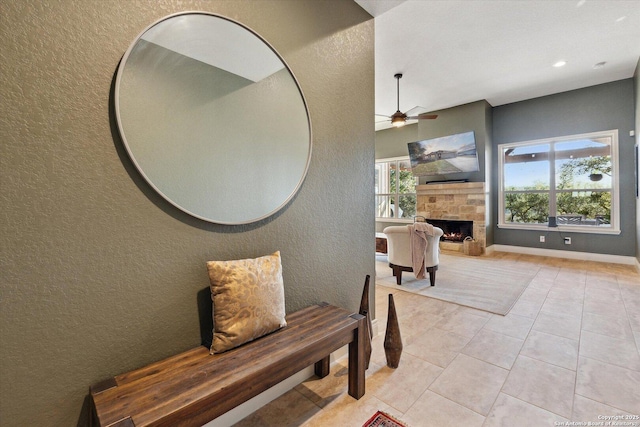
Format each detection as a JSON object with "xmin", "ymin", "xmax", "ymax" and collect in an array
[{"xmin": 407, "ymin": 131, "xmax": 479, "ymax": 177}]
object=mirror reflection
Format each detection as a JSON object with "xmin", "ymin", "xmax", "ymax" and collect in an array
[{"xmin": 116, "ymin": 13, "xmax": 311, "ymax": 224}]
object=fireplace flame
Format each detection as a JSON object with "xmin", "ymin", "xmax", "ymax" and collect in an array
[{"xmin": 442, "ymin": 232, "xmax": 467, "ymax": 242}]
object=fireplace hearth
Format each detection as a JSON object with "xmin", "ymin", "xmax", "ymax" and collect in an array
[{"xmin": 426, "ymin": 219, "xmax": 473, "ymax": 242}]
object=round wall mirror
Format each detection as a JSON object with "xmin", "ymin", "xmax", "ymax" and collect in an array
[{"xmin": 115, "ymin": 12, "xmax": 312, "ymax": 224}]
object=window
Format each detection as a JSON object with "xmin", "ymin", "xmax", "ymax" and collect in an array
[
  {"xmin": 375, "ymin": 157, "xmax": 417, "ymax": 220},
  {"xmin": 498, "ymin": 130, "xmax": 619, "ymax": 233}
]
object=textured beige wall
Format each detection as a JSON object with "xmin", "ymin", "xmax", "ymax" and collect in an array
[
  {"xmin": 0, "ymin": 1, "xmax": 374, "ymax": 425},
  {"xmin": 635, "ymin": 59, "xmax": 640, "ymax": 264}
]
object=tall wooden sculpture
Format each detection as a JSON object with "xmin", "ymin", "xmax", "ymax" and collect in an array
[
  {"xmin": 383, "ymin": 293, "xmax": 402, "ymax": 368},
  {"xmin": 359, "ymin": 275, "xmax": 373, "ymax": 369}
]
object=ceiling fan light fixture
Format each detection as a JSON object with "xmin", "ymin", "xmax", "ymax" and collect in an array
[{"xmin": 391, "ymin": 112, "xmax": 406, "ymax": 127}]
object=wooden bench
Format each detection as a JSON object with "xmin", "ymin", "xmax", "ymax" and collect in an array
[{"xmin": 89, "ymin": 303, "xmax": 366, "ymax": 427}]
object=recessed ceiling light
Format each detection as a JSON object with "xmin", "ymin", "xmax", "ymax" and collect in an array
[
  {"xmin": 593, "ymin": 61, "xmax": 606, "ymax": 69},
  {"xmin": 553, "ymin": 61, "xmax": 567, "ymax": 68}
]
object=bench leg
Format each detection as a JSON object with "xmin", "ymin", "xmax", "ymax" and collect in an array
[
  {"xmin": 348, "ymin": 313, "xmax": 366, "ymax": 399},
  {"xmin": 314, "ymin": 356, "xmax": 330, "ymax": 378}
]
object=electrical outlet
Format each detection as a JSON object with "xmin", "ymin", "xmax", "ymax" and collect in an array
[
  {"xmin": 540, "ymin": 236, "xmax": 545, "ymax": 243},
  {"xmin": 564, "ymin": 237, "xmax": 571, "ymax": 245}
]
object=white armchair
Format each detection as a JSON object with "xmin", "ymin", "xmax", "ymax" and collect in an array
[{"xmin": 383, "ymin": 225, "xmax": 443, "ymax": 286}]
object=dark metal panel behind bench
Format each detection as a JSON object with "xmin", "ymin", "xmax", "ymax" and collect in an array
[{"xmin": 90, "ymin": 303, "xmax": 365, "ymax": 427}]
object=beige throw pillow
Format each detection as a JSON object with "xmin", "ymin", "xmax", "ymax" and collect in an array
[{"xmin": 206, "ymin": 251, "xmax": 287, "ymax": 353}]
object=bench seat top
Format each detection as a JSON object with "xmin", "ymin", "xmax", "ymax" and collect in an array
[{"xmin": 91, "ymin": 303, "xmax": 362, "ymax": 427}]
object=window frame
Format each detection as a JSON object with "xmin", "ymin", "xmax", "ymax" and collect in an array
[
  {"xmin": 375, "ymin": 156, "xmax": 418, "ymax": 222},
  {"xmin": 498, "ymin": 129, "xmax": 620, "ymax": 235}
]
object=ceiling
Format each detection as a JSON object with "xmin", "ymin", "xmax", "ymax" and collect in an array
[{"xmin": 353, "ymin": 0, "xmax": 640, "ymax": 130}]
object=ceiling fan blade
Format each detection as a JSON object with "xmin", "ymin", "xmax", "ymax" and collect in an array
[
  {"xmin": 407, "ymin": 113, "xmax": 438, "ymax": 120},
  {"xmin": 404, "ymin": 106, "xmax": 425, "ymax": 116},
  {"xmin": 375, "ymin": 114, "xmax": 392, "ymax": 123}
]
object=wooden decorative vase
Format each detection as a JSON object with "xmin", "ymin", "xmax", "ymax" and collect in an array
[
  {"xmin": 361, "ymin": 309, "xmax": 372, "ymax": 370},
  {"xmin": 359, "ymin": 275, "xmax": 373, "ymax": 369},
  {"xmin": 384, "ymin": 293, "xmax": 402, "ymax": 369}
]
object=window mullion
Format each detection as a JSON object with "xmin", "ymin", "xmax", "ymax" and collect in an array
[
  {"xmin": 549, "ymin": 143, "xmax": 556, "ymax": 218},
  {"xmin": 394, "ymin": 160, "xmax": 399, "ymax": 219}
]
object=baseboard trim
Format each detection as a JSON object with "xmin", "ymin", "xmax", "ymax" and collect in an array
[
  {"xmin": 371, "ymin": 318, "xmax": 380, "ymax": 338},
  {"xmin": 488, "ymin": 244, "xmax": 638, "ymax": 267}
]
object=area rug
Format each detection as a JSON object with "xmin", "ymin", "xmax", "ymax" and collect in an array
[
  {"xmin": 376, "ymin": 253, "xmax": 540, "ymax": 315},
  {"xmin": 363, "ymin": 411, "xmax": 408, "ymax": 427}
]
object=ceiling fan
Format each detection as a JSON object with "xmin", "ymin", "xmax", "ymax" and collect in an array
[{"xmin": 377, "ymin": 73, "xmax": 437, "ymax": 128}]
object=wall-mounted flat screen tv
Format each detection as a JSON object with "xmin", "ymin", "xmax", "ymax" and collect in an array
[{"xmin": 407, "ymin": 131, "xmax": 479, "ymax": 177}]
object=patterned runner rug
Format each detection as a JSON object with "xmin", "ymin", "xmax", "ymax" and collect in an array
[{"xmin": 363, "ymin": 411, "xmax": 408, "ymax": 427}]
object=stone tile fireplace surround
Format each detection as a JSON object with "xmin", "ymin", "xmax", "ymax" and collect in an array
[{"xmin": 416, "ymin": 182, "xmax": 486, "ymax": 253}]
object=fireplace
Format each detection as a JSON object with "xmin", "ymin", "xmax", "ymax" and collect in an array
[
  {"xmin": 416, "ymin": 182, "xmax": 486, "ymax": 253},
  {"xmin": 427, "ymin": 219, "xmax": 473, "ymax": 242}
]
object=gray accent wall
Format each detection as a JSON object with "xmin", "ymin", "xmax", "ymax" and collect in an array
[
  {"xmin": 485, "ymin": 102, "xmax": 495, "ymax": 246},
  {"xmin": 375, "ymin": 123, "xmax": 419, "ymax": 159},
  {"xmin": 0, "ymin": 1, "xmax": 374, "ymax": 425},
  {"xmin": 492, "ymin": 79, "xmax": 636, "ymax": 256}
]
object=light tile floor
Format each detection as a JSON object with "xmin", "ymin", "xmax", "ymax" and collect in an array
[{"xmin": 234, "ymin": 252, "xmax": 640, "ymax": 427}]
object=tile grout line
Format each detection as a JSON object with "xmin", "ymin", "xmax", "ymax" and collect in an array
[
  {"xmin": 569, "ymin": 266, "xmax": 587, "ymax": 422},
  {"xmin": 615, "ymin": 273, "xmax": 640, "ymax": 356}
]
